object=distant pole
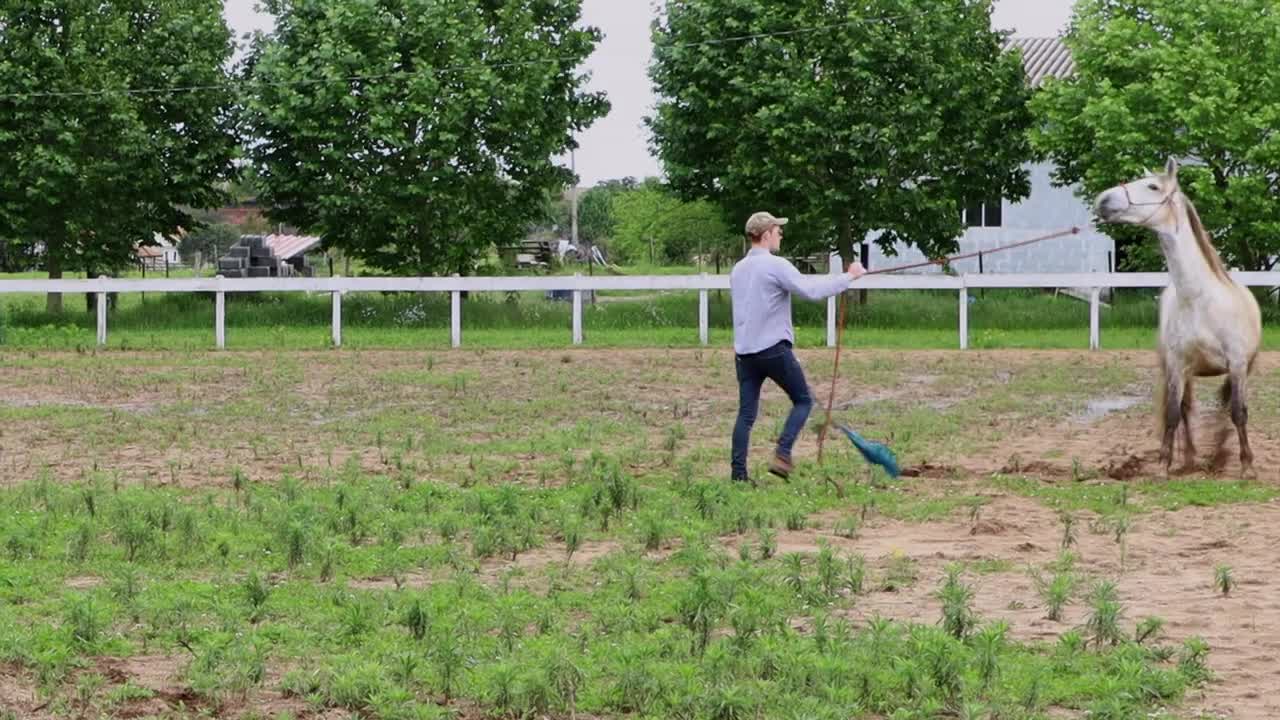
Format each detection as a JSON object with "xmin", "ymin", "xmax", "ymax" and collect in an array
[
  {"xmin": 978, "ymin": 251, "xmax": 984, "ymax": 298},
  {"xmin": 571, "ymin": 149, "xmax": 579, "ymax": 254},
  {"xmin": 571, "ymin": 148, "xmax": 593, "ymax": 304}
]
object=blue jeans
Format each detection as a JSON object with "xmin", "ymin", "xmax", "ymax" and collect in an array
[{"xmin": 731, "ymin": 341, "xmax": 814, "ymax": 479}]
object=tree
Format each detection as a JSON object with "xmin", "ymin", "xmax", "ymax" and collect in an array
[
  {"xmin": 647, "ymin": 0, "xmax": 1035, "ymax": 264},
  {"xmin": 657, "ymin": 198, "xmax": 737, "ymax": 267},
  {"xmin": 0, "ymin": 1, "xmax": 239, "ymax": 312},
  {"xmin": 575, "ymin": 180, "xmax": 634, "ymax": 247},
  {"xmin": 611, "ymin": 180, "xmax": 737, "ymax": 266},
  {"xmin": 612, "ymin": 182, "xmax": 680, "ymax": 264},
  {"xmin": 1030, "ymin": 0, "xmax": 1280, "ymax": 272},
  {"xmin": 242, "ymin": 0, "xmax": 609, "ymax": 277}
]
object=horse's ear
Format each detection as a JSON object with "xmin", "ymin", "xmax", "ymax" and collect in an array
[{"xmin": 1165, "ymin": 156, "xmax": 1179, "ymax": 180}]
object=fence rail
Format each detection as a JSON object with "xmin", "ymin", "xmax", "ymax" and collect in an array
[{"xmin": 3, "ymin": 257, "xmax": 1279, "ymax": 350}]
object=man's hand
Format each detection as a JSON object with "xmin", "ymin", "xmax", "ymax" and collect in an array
[{"xmin": 846, "ymin": 262, "xmax": 867, "ymax": 280}]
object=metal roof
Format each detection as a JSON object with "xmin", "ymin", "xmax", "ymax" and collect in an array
[
  {"xmin": 263, "ymin": 234, "xmax": 322, "ymax": 260},
  {"xmin": 1003, "ymin": 37, "xmax": 1075, "ymax": 87}
]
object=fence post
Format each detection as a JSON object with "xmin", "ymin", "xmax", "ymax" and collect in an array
[
  {"xmin": 1089, "ymin": 287, "xmax": 1101, "ymax": 351},
  {"xmin": 572, "ymin": 273, "xmax": 583, "ymax": 345},
  {"xmin": 827, "ymin": 253, "xmax": 842, "ymax": 347},
  {"xmin": 959, "ymin": 279, "xmax": 969, "ymax": 350},
  {"xmin": 698, "ymin": 274, "xmax": 709, "ymax": 346},
  {"xmin": 215, "ymin": 274, "xmax": 226, "ymax": 349},
  {"xmin": 450, "ymin": 290, "xmax": 461, "ymax": 348},
  {"xmin": 331, "ymin": 276, "xmax": 342, "ymax": 348},
  {"xmin": 96, "ymin": 275, "xmax": 108, "ymax": 347}
]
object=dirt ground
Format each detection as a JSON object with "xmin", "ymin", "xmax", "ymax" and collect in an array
[
  {"xmin": 2, "ymin": 349, "xmax": 1276, "ymax": 487},
  {"xmin": 2, "ymin": 348, "xmax": 1279, "ymax": 719},
  {"xmin": 723, "ymin": 492, "xmax": 1280, "ymax": 720}
]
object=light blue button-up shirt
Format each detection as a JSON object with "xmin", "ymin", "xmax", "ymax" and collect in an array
[{"xmin": 729, "ymin": 247, "xmax": 852, "ymax": 355}]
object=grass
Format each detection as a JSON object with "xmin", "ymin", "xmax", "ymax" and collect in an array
[
  {"xmin": 0, "ymin": 348, "xmax": 1273, "ymax": 718},
  {"xmin": 991, "ymin": 475, "xmax": 1279, "ymax": 516},
  {"xmin": 0, "ymin": 476, "xmax": 1204, "ymax": 720}
]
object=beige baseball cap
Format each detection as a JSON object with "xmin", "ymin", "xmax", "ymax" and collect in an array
[{"xmin": 745, "ymin": 211, "xmax": 788, "ymax": 237}]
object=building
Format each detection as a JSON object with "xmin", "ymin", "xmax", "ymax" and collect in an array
[
  {"xmin": 135, "ymin": 234, "xmax": 181, "ymax": 270},
  {"xmin": 862, "ymin": 37, "xmax": 1115, "ymax": 276}
]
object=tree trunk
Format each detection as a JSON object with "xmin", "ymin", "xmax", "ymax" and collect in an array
[
  {"xmin": 859, "ymin": 241, "xmax": 869, "ymax": 306},
  {"xmin": 838, "ymin": 216, "xmax": 866, "ymax": 306},
  {"xmin": 84, "ymin": 264, "xmax": 94, "ymax": 314},
  {"xmin": 715, "ymin": 252, "xmax": 722, "ymax": 300},
  {"xmin": 45, "ymin": 239, "xmax": 64, "ymax": 314}
]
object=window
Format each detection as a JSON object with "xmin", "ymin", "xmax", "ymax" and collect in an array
[{"xmin": 964, "ymin": 197, "xmax": 1003, "ymax": 228}]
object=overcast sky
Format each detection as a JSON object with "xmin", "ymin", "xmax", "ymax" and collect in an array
[{"xmin": 222, "ymin": 0, "xmax": 1075, "ymax": 186}]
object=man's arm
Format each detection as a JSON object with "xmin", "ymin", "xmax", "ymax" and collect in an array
[{"xmin": 771, "ymin": 258, "xmax": 856, "ymax": 302}]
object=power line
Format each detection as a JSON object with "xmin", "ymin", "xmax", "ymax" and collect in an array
[{"xmin": 0, "ymin": 8, "xmax": 948, "ymax": 100}]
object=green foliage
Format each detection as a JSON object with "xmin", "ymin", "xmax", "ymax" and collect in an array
[
  {"xmin": 0, "ymin": 456, "xmax": 1209, "ymax": 720},
  {"xmin": 1178, "ymin": 637, "xmax": 1212, "ymax": 685},
  {"xmin": 648, "ymin": 0, "xmax": 1034, "ymax": 261},
  {"xmin": 1214, "ymin": 565, "xmax": 1234, "ymax": 596},
  {"xmin": 577, "ymin": 180, "xmax": 634, "ymax": 246},
  {"xmin": 0, "ymin": 1, "xmax": 239, "ymax": 311},
  {"xmin": 1033, "ymin": 566, "xmax": 1076, "ymax": 622},
  {"xmin": 243, "ymin": 0, "xmax": 608, "ymax": 276},
  {"xmin": 936, "ymin": 565, "xmax": 978, "ymax": 640},
  {"xmin": 609, "ymin": 181, "xmax": 737, "ymax": 265},
  {"xmin": 1030, "ymin": 0, "xmax": 1280, "ymax": 271},
  {"xmin": 1083, "ymin": 580, "xmax": 1126, "ymax": 649}
]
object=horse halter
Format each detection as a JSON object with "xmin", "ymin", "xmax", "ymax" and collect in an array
[{"xmin": 1121, "ymin": 182, "xmax": 1179, "ymax": 229}]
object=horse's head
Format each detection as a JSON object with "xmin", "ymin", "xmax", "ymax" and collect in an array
[{"xmin": 1094, "ymin": 157, "xmax": 1181, "ymax": 229}]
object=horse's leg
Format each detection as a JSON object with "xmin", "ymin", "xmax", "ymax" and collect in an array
[
  {"xmin": 1159, "ymin": 370, "xmax": 1183, "ymax": 477},
  {"xmin": 1228, "ymin": 368, "xmax": 1255, "ymax": 479},
  {"xmin": 1179, "ymin": 379, "xmax": 1196, "ymax": 469},
  {"xmin": 1210, "ymin": 379, "xmax": 1234, "ymax": 473}
]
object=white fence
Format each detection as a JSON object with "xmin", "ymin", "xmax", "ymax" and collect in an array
[{"xmin": 3, "ymin": 257, "xmax": 1279, "ymax": 350}]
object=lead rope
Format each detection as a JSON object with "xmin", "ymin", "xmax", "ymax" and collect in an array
[{"xmin": 815, "ymin": 225, "xmax": 1081, "ymax": 463}]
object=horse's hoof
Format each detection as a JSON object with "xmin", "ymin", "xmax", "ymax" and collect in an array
[{"xmin": 1241, "ymin": 464, "xmax": 1257, "ymax": 481}]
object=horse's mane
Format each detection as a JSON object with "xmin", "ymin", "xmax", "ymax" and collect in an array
[{"xmin": 1180, "ymin": 194, "xmax": 1232, "ymax": 283}]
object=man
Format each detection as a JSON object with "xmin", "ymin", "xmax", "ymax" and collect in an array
[{"xmin": 729, "ymin": 211, "xmax": 865, "ymax": 483}]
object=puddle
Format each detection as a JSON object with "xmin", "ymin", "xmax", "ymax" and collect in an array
[{"xmin": 1073, "ymin": 396, "xmax": 1142, "ymax": 424}]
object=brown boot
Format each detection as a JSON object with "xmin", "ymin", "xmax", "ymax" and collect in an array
[{"xmin": 768, "ymin": 454, "xmax": 793, "ymax": 480}]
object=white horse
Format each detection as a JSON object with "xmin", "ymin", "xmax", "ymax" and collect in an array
[{"xmin": 1094, "ymin": 158, "xmax": 1261, "ymax": 477}]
